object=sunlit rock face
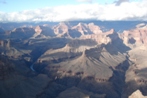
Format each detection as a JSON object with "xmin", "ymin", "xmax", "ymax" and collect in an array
[
  {"xmin": 34, "ymin": 25, "xmax": 55, "ymax": 37},
  {"xmin": 120, "ymin": 25, "xmax": 147, "ymax": 47},
  {"xmin": 129, "ymin": 90, "xmax": 147, "ymax": 98},
  {"xmin": 80, "ymin": 29, "xmax": 117, "ymax": 44},
  {"xmin": 53, "ymin": 22, "xmax": 70, "ymax": 37}
]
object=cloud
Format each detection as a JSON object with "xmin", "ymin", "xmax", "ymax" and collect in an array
[
  {"xmin": 114, "ymin": 0, "xmax": 130, "ymax": 5},
  {"xmin": 76, "ymin": 0, "xmax": 93, "ymax": 3},
  {"xmin": 0, "ymin": 0, "xmax": 147, "ymax": 22}
]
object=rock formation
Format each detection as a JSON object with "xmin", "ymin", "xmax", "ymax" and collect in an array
[
  {"xmin": 129, "ymin": 90, "xmax": 147, "ymax": 98},
  {"xmin": 34, "ymin": 25, "xmax": 55, "ymax": 37},
  {"xmin": 10, "ymin": 27, "xmax": 36, "ymax": 39},
  {"xmin": 121, "ymin": 25, "xmax": 147, "ymax": 47}
]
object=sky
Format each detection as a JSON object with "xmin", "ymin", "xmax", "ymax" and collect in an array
[{"xmin": 0, "ymin": 0, "xmax": 146, "ymax": 22}]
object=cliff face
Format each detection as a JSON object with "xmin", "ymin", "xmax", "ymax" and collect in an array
[
  {"xmin": 80, "ymin": 29, "xmax": 116, "ymax": 44},
  {"xmin": 88, "ymin": 23, "xmax": 102, "ymax": 34},
  {"xmin": 10, "ymin": 27, "xmax": 36, "ymax": 39},
  {"xmin": 53, "ymin": 22, "xmax": 70, "ymax": 37},
  {"xmin": 121, "ymin": 25, "xmax": 147, "ymax": 47},
  {"xmin": 34, "ymin": 25, "xmax": 55, "ymax": 37},
  {"xmin": 129, "ymin": 90, "xmax": 147, "ymax": 98},
  {"xmin": 0, "ymin": 40, "xmax": 10, "ymax": 50}
]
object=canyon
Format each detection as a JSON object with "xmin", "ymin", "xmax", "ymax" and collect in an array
[{"xmin": 0, "ymin": 21, "xmax": 147, "ymax": 98}]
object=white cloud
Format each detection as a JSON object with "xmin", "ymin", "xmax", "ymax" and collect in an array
[
  {"xmin": 0, "ymin": 0, "xmax": 147, "ymax": 22},
  {"xmin": 114, "ymin": 0, "xmax": 130, "ymax": 5},
  {"xmin": 76, "ymin": 0, "xmax": 93, "ymax": 3}
]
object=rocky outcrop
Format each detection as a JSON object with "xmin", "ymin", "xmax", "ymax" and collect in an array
[
  {"xmin": 38, "ymin": 39, "xmax": 97, "ymax": 62},
  {"xmin": 122, "ymin": 45, "xmax": 147, "ymax": 98},
  {"xmin": 52, "ymin": 22, "xmax": 105, "ymax": 38},
  {"xmin": 34, "ymin": 26, "xmax": 42, "ymax": 36},
  {"xmin": 39, "ymin": 42, "xmax": 126, "ymax": 81},
  {"xmin": 71, "ymin": 23, "xmax": 92, "ymax": 35},
  {"xmin": 10, "ymin": 27, "xmax": 36, "ymax": 39},
  {"xmin": 121, "ymin": 25, "xmax": 147, "ymax": 47},
  {"xmin": 34, "ymin": 25, "xmax": 55, "ymax": 37},
  {"xmin": 88, "ymin": 23, "xmax": 102, "ymax": 34},
  {"xmin": 80, "ymin": 29, "xmax": 117, "ymax": 44},
  {"xmin": 129, "ymin": 90, "xmax": 147, "ymax": 98},
  {"xmin": 66, "ymin": 22, "xmax": 101, "ymax": 38},
  {"xmin": 53, "ymin": 22, "xmax": 70, "ymax": 37},
  {"xmin": 52, "ymin": 48, "xmax": 113, "ymax": 79},
  {"xmin": 57, "ymin": 86, "xmax": 106, "ymax": 98},
  {"xmin": 0, "ymin": 39, "xmax": 10, "ymax": 49}
]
